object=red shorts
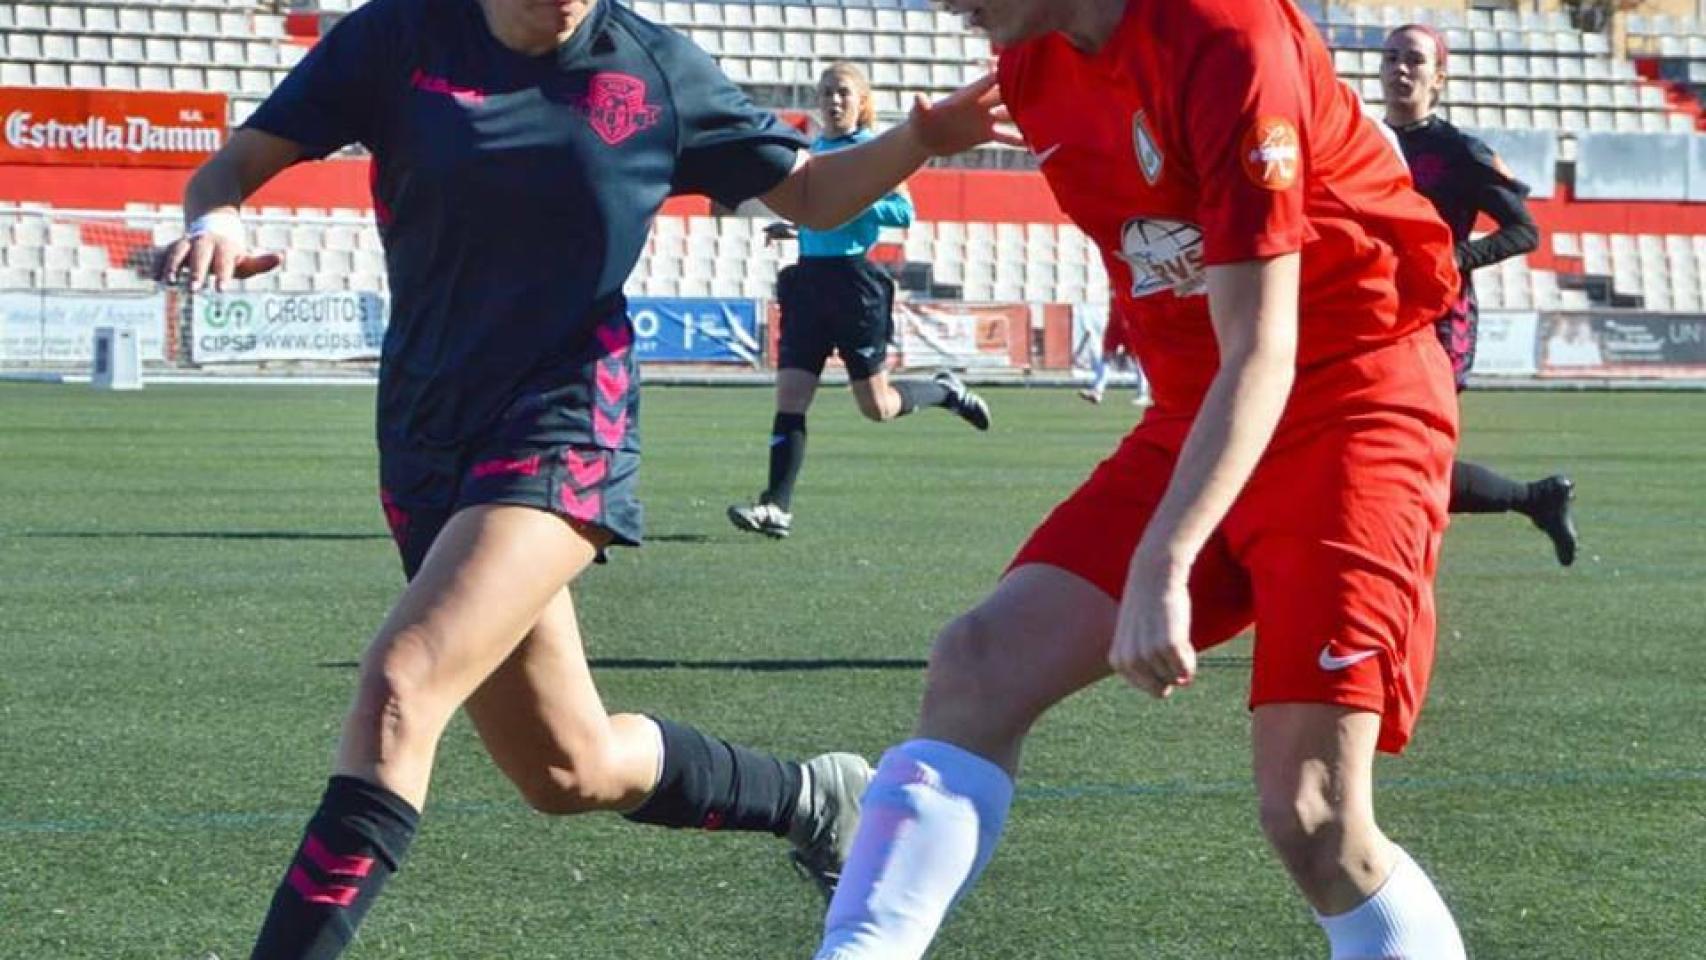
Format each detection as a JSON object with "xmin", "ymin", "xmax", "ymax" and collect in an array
[{"xmin": 1010, "ymin": 331, "xmax": 1459, "ymax": 753}]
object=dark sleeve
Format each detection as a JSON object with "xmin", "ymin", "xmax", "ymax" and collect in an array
[
  {"xmin": 242, "ymin": 0, "xmax": 406, "ymax": 159},
  {"xmin": 1457, "ymin": 135, "xmax": 1539, "ymax": 272},
  {"xmin": 666, "ymin": 39, "xmax": 808, "ymax": 206}
]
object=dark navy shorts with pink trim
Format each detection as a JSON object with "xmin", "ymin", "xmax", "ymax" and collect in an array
[
  {"xmin": 377, "ymin": 317, "xmax": 643, "ymax": 580},
  {"xmin": 1433, "ymin": 292, "xmax": 1478, "ymax": 392}
]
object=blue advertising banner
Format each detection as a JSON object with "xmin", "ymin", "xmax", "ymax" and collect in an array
[{"xmin": 629, "ymin": 298, "xmax": 762, "ymax": 365}]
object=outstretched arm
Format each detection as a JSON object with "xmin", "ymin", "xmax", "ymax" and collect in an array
[{"xmin": 761, "ymin": 74, "xmax": 1021, "ymax": 231}]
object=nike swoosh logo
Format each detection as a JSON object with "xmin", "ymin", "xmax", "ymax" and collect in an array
[
  {"xmin": 1318, "ymin": 645, "xmax": 1381, "ymax": 672},
  {"xmin": 1033, "ymin": 143, "xmax": 1063, "ymax": 165}
]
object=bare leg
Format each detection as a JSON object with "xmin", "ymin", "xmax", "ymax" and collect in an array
[
  {"xmin": 335, "ymin": 504, "xmax": 605, "ymax": 809},
  {"xmin": 1251, "ymin": 705, "xmax": 1394, "ymax": 914},
  {"xmin": 1252, "ymin": 703, "xmax": 1465, "ymax": 957},
  {"xmin": 849, "ymin": 370, "xmax": 906, "ymax": 422},
  {"xmin": 917, "ymin": 564, "xmax": 1118, "ymax": 771},
  {"xmin": 465, "ymin": 588, "xmax": 666, "ymax": 814},
  {"xmin": 250, "ymin": 505, "xmax": 602, "ymax": 959}
]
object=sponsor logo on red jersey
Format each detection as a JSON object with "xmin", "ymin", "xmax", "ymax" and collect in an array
[
  {"xmin": 1241, "ymin": 117, "xmax": 1300, "ymax": 191},
  {"xmin": 1118, "ymin": 218, "xmax": 1206, "ymax": 299}
]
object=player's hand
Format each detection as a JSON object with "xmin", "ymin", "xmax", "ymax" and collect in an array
[
  {"xmin": 908, "ymin": 73, "xmax": 1025, "ymax": 157},
  {"xmin": 156, "ymin": 210, "xmax": 282, "ymax": 291},
  {"xmin": 1109, "ymin": 550, "xmax": 1197, "ymax": 699}
]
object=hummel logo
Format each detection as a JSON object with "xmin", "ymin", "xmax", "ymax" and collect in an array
[
  {"xmin": 1033, "ymin": 143, "xmax": 1063, "ymax": 165},
  {"xmin": 1318, "ymin": 644, "xmax": 1380, "ymax": 672}
]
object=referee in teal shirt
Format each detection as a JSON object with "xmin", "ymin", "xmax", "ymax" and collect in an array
[{"xmin": 729, "ymin": 63, "xmax": 992, "ymax": 540}]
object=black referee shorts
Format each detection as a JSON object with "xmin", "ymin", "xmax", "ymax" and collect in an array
[{"xmin": 775, "ymin": 256, "xmax": 897, "ymax": 380}]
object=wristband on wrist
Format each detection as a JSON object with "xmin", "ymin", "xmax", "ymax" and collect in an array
[{"xmin": 187, "ymin": 210, "xmax": 244, "ymax": 243}]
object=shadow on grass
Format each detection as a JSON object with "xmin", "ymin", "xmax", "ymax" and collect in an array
[
  {"xmin": 316, "ymin": 656, "xmax": 1253, "ymax": 672},
  {"xmin": 10, "ymin": 529, "xmax": 389, "ymax": 541},
  {"xmin": 10, "ymin": 530, "xmax": 725, "ymax": 544}
]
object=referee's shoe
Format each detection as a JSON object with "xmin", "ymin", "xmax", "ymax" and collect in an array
[
  {"xmin": 728, "ymin": 499, "xmax": 792, "ymax": 539},
  {"xmin": 935, "ymin": 371, "xmax": 991, "ymax": 431}
]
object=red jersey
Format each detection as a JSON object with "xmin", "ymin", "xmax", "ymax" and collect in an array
[{"xmin": 999, "ymin": 0, "xmax": 1458, "ymax": 415}]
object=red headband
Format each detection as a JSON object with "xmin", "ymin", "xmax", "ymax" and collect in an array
[{"xmin": 1390, "ymin": 23, "xmax": 1449, "ymax": 70}]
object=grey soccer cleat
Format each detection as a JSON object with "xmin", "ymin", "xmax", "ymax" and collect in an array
[
  {"xmin": 727, "ymin": 499, "xmax": 792, "ymax": 539},
  {"xmin": 1528, "ymin": 474, "xmax": 1578, "ymax": 567},
  {"xmin": 788, "ymin": 752, "xmax": 874, "ymax": 902},
  {"xmin": 934, "ymin": 371, "xmax": 991, "ymax": 431}
]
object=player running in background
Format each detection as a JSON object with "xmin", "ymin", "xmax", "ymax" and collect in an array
[
  {"xmin": 1078, "ymin": 302, "xmax": 1149, "ymax": 406},
  {"xmin": 156, "ymin": 0, "xmax": 1016, "ymax": 955},
  {"xmin": 728, "ymin": 62, "xmax": 991, "ymax": 540},
  {"xmin": 1384, "ymin": 23, "xmax": 1579, "ymax": 566},
  {"xmin": 813, "ymin": 0, "xmax": 1471, "ymax": 957}
]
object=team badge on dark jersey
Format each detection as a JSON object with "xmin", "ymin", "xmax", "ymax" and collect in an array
[{"xmin": 576, "ymin": 72, "xmax": 661, "ymax": 146}]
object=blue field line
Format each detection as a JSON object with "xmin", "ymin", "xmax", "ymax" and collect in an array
[{"xmin": 2, "ymin": 767, "xmax": 1703, "ymax": 837}]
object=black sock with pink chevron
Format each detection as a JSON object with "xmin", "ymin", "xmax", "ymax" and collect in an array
[{"xmin": 250, "ymin": 776, "xmax": 419, "ymax": 960}]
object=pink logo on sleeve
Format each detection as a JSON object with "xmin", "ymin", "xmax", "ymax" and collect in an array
[{"xmin": 574, "ymin": 73, "xmax": 661, "ymax": 146}]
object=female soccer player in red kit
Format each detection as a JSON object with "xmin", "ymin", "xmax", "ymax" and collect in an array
[{"xmin": 813, "ymin": 0, "xmax": 1471, "ymax": 957}]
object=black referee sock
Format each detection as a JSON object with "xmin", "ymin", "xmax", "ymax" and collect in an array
[
  {"xmin": 1448, "ymin": 460, "xmax": 1532, "ymax": 515},
  {"xmin": 892, "ymin": 379, "xmax": 951, "ymax": 417},
  {"xmin": 251, "ymin": 776, "xmax": 419, "ymax": 960},
  {"xmin": 623, "ymin": 716, "xmax": 803, "ymax": 837},
  {"xmin": 764, "ymin": 412, "xmax": 807, "ymax": 511}
]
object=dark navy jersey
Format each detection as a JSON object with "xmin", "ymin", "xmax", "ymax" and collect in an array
[
  {"xmin": 1392, "ymin": 115, "xmax": 1539, "ymax": 304},
  {"xmin": 245, "ymin": 0, "xmax": 806, "ymax": 447}
]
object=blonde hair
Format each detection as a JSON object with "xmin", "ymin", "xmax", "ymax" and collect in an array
[{"xmin": 818, "ymin": 62, "xmax": 876, "ymax": 131}]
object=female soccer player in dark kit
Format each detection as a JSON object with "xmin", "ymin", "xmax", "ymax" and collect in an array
[
  {"xmin": 1383, "ymin": 22, "xmax": 1579, "ymax": 565},
  {"xmin": 157, "ymin": 0, "xmax": 1019, "ymax": 955}
]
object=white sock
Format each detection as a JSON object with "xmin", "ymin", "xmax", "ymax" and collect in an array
[
  {"xmin": 1316, "ymin": 847, "xmax": 1467, "ymax": 960},
  {"xmin": 814, "ymin": 739, "xmax": 1014, "ymax": 960}
]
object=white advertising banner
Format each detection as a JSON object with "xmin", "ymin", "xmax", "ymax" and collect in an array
[
  {"xmin": 192, "ymin": 291, "xmax": 388, "ymax": 362},
  {"xmin": 0, "ymin": 291, "xmax": 166, "ymax": 361},
  {"xmin": 894, "ymin": 301, "xmax": 1026, "ymax": 370},
  {"xmin": 1473, "ymin": 311, "xmax": 1540, "ymax": 377}
]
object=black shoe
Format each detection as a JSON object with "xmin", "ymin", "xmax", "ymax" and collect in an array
[
  {"xmin": 1528, "ymin": 474, "xmax": 1577, "ymax": 567},
  {"xmin": 934, "ymin": 371, "xmax": 991, "ymax": 431}
]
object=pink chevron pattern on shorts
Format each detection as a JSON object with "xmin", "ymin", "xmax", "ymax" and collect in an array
[
  {"xmin": 596, "ymin": 322, "xmax": 634, "ymax": 356},
  {"xmin": 470, "ymin": 454, "xmax": 542, "ymax": 479},
  {"xmin": 593, "ymin": 407, "xmax": 628, "ymax": 449},
  {"xmin": 591, "ymin": 318, "xmax": 635, "ymax": 450},
  {"xmin": 559, "ymin": 483, "xmax": 603, "ymax": 522},
  {"xmin": 564, "ymin": 448, "xmax": 608, "ymax": 488},
  {"xmin": 596, "ymin": 362, "xmax": 630, "ymax": 407}
]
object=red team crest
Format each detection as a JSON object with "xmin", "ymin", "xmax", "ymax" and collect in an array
[
  {"xmin": 1240, "ymin": 117, "xmax": 1300, "ymax": 191},
  {"xmin": 576, "ymin": 73, "xmax": 661, "ymax": 146}
]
